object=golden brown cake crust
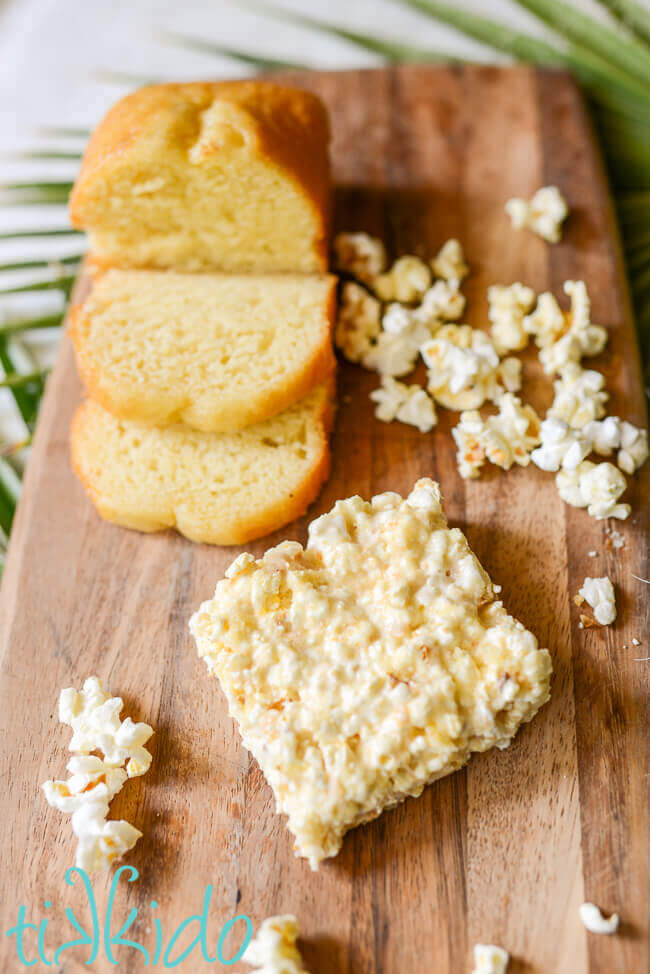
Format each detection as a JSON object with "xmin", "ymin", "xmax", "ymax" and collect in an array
[{"xmin": 69, "ymin": 80, "xmax": 331, "ymax": 271}]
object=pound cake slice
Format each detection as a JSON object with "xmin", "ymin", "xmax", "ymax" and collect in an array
[
  {"xmin": 71, "ymin": 269, "xmax": 337, "ymax": 432},
  {"xmin": 190, "ymin": 479, "xmax": 552, "ymax": 868},
  {"xmin": 69, "ymin": 81, "xmax": 330, "ymax": 274},
  {"xmin": 70, "ymin": 383, "xmax": 334, "ymax": 545}
]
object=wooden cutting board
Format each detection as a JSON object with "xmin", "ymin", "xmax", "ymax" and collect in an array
[{"xmin": 0, "ymin": 66, "xmax": 647, "ymax": 974}]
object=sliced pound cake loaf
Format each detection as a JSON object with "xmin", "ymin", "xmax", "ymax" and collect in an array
[
  {"xmin": 69, "ymin": 81, "xmax": 331, "ymax": 274},
  {"xmin": 70, "ymin": 383, "xmax": 335, "ymax": 545},
  {"xmin": 71, "ymin": 270, "xmax": 337, "ymax": 432}
]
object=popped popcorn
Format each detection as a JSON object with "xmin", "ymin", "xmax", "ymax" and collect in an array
[
  {"xmin": 579, "ymin": 903, "xmax": 619, "ymax": 935},
  {"xmin": 59, "ymin": 676, "xmax": 153, "ymax": 777},
  {"xmin": 582, "ymin": 416, "xmax": 622, "ymax": 456},
  {"xmin": 487, "ymin": 282, "xmax": 536, "ymax": 354},
  {"xmin": 370, "ymin": 377, "xmax": 437, "ymax": 432},
  {"xmin": 333, "ymin": 231, "xmax": 387, "ymax": 284},
  {"xmin": 422, "ymin": 325, "xmax": 516, "ymax": 410},
  {"xmin": 382, "ymin": 302, "xmax": 415, "ymax": 335},
  {"xmin": 334, "ymin": 282, "xmax": 381, "ymax": 363},
  {"xmin": 496, "ymin": 356, "xmax": 523, "ymax": 395},
  {"xmin": 374, "ymin": 255, "xmax": 432, "ymax": 302},
  {"xmin": 71, "ymin": 801, "xmax": 142, "ymax": 875},
  {"xmin": 556, "ymin": 460, "xmax": 630, "ymax": 520},
  {"xmin": 505, "ymin": 185, "xmax": 568, "ymax": 243},
  {"xmin": 451, "ymin": 410, "xmax": 487, "ymax": 479},
  {"xmin": 581, "ymin": 417, "xmax": 648, "ymax": 473},
  {"xmin": 361, "ymin": 330, "xmax": 420, "ymax": 377},
  {"xmin": 431, "ymin": 238, "xmax": 469, "ymax": 282},
  {"xmin": 42, "ymin": 677, "xmax": 154, "ymax": 873},
  {"xmin": 471, "ymin": 943, "xmax": 509, "ymax": 974},
  {"xmin": 244, "ymin": 915, "xmax": 308, "ymax": 973},
  {"xmin": 523, "ymin": 292, "xmax": 567, "ymax": 349},
  {"xmin": 483, "ymin": 394, "xmax": 541, "ymax": 469},
  {"xmin": 548, "ymin": 364, "xmax": 608, "ymax": 429},
  {"xmin": 414, "ymin": 278, "xmax": 466, "ymax": 323},
  {"xmin": 618, "ymin": 421, "xmax": 648, "ymax": 474},
  {"xmin": 578, "ymin": 576, "xmax": 616, "ymax": 626},
  {"xmin": 452, "ymin": 395, "xmax": 540, "ymax": 479},
  {"xmin": 530, "ymin": 418, "xmax": 591, "ymax": 472},
  {"xmin": 42, "ymin": 756, "xmax": 126, "ymax": 814},
  {"xmin": 538, "ymin": 282, "xmax": 607, "ymax": 375}
]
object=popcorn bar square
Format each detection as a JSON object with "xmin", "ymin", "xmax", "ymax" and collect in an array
[{"xmin": 190, "ymin": 480, "xmax": 552, "ymax": 869}]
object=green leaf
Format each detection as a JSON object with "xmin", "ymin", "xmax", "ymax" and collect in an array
[
  {"xmin": 0, "ymin": 340, "xmax": 44, "ymax": 432},
  {"xmin": 394, "ymin": 0, "xmax": 650, "ymax": 105},
  {"xmin": 0, "ymin": 457, "xmax": 21, "ymax": 536},
  {"xmin": 0, "ymin": 229, "xmax": 82, "ymax": 240},
  {"xmin": 158, "ymin": 30, "xmax": 310, "ymax": 70},
  {"xmin": 0, "ymin": 314, "xmax": 64, "ymax": 336},
  {"xmin": 599, "ymin": 0, "xmax": 650, "ymax": 46},
  {"xmin": 0, "ymin": 370, "xmax": 47, "ymax": 389},
  {"xmin": 0, "ymin": 274, "xmax": 76, "ymax": 297},
  {"xmin": 0, "ymin": 181, "xmax": 72, "ymax": 204},
  {"xmin": 35, "ymin": 126, "xmax": 90, "ymax": 138},
  {"xmin": 0, "ymin": 149, "xmax": 82, "ymax": 161},
  {"xmin": 0, "ymin": 255, "xmax": 82, "ymax": 273},
  {"xmin": 515, "ymin": 0, "xmax": 650, "ymax": 89},
  {"xmin": 233, "ymin": 0, "xmax": 455, "ymax": 62}
]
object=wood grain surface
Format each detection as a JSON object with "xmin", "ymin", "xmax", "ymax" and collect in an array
[{"xmin": 0, "ymin": 66, "xmax": 647, "ymax": 974}]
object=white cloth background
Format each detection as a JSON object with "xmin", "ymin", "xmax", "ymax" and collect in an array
[{"xmin": 0, "ymin": 0, "xmax": 621, "ymax": 445}]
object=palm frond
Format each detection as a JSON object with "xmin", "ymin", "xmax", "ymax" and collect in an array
[
  {"xmin": 0, "ymin": 314, "xmax": 64, "ymax": 336},
  {"xmin": 0, "ymin": 229, "xmax": 82, "ymax": 240},
  {"xmin": 599, "ymin": 0, "xmax": 650, "ymax": 45},
  {"xmin": 0, "ymin": 340, "xmax": 45, "ymax": 432},
  {"xmin": 0, "ymin": 370, "xmax": 48, "ymax": 389},
  {"xmin": 0, "ymin": 275, "xmax": 76, "ymax": 297},
  {"xmin": 515, "ymin": 0, "xmax": 650, "ymax": 88},
  {"xmin": 35, "ymin": 126, "xmax": 90, "ymax": 139},
  {"xmin": 0, "ymin": 181, "xmax": 72, "ymax": 205},
  {"xmin": 0, "ymin": 456, "xmax": 21, "ymax": 536},
  {"xmin": 0, "ymin": 255, "xmax": 82, "ymax": 273},
  {"xmin": 233, "ymin": 0, "xmax": 455, "ymax": 62},
  {"xmin": 394, "ymin": 0, "xmax": 650, "ymax": 106},
  {"xmin": 158, "ymin": 30, "xmax": 309, "ymax": 70},
  {"xmin": 0, "ymin": 149, "xmax": 82, "ymax": 161}
]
